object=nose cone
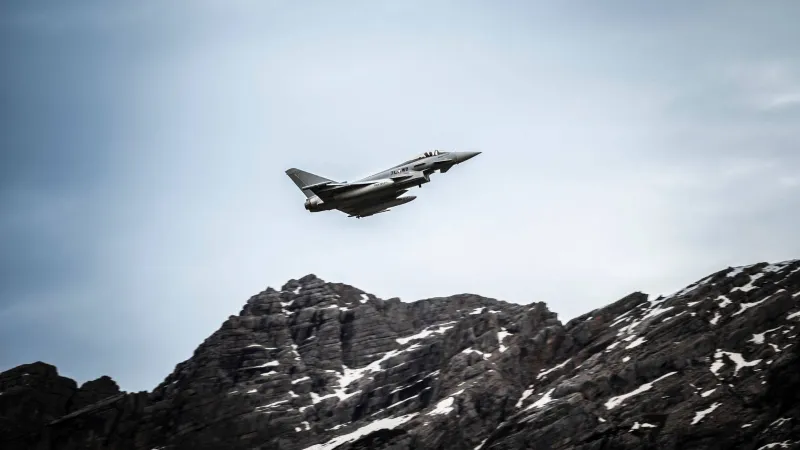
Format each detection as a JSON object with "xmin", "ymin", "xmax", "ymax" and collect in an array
[{"xmin": 455, "ymin": 151, "xmax": 481, "ymax": 164}]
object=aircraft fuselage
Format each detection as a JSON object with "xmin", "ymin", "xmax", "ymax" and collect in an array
[{"xmin": 287, "ymin": 150, "xmax": 480, "ymax": 218}]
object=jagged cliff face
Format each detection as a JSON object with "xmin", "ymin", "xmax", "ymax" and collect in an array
[
  {"xmin": 1, "ymin": 260, "xmax": 799, "ymax": 450},
  {"xmin": 0, "ymin": 362, "xmax": 122, "ymax": 447}
]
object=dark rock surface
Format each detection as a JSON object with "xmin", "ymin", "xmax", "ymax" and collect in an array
[
  {"xmin": 1, "ymin": 260, "xmax": 799, "ymax": 449},
  {"xmin": 0, "ymin": 362, "xmax": 122, "ymax": 449}
]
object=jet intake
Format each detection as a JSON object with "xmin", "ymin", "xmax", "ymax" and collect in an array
[
  {"xmin": 351, "ymin": 195, "xmax": 416, "ymax": 217},
  {"xmin": 334, "ymin": 179, "xmax": 396, "ymax": 201},
  {"xmin": 393, "ymin": 170, "xmax": 430, "ymax": 187}
]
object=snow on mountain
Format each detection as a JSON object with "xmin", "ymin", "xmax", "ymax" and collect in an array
[{"xmin": 2, "ymin": 260, "xmax": 799, "ymax": 450}]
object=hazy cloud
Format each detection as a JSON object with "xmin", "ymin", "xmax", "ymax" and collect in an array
[{"xmin": 2, "ymin": 1, "xmax": 799, "ymax": 391}]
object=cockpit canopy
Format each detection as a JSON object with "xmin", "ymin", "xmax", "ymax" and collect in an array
[{"xmin": 414, "ymin": 149, "xmax": 442, "ymax": 160}]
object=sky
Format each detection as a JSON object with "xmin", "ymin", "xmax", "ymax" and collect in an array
[{"xmin": 2, "ymin": 0, "xmax": 799, "ymax": 392}]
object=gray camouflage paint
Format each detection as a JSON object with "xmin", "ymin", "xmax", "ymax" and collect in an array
[{"xmin": 285, "ymin": 151, "xmax": 480, "ymax": 217}]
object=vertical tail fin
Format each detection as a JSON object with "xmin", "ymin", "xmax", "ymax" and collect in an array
[{"xmin": 285, "ymin": 168, "xmax": 334, "ymax": 198}]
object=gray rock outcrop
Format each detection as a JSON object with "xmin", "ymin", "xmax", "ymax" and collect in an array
[{"xmin": 1, "ymin": 260, "xmax": 799, "ymax": 449}]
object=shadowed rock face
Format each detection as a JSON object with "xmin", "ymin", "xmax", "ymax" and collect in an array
[
  {"xmin": 0, "ymin": 362, "xmax": 122, "ymax": 449},
  {"xmin": 1, "ymin": 260, "xmax": 799, "ymax": 450}
]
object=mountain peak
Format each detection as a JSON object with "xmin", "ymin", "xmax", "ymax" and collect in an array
[
  {"xmin": 2, "ymin": 259, "xmax": 798, "ymax": 450},
  {"xmin": 280, "ymin": 273, "xmax": 324, "ymax": 290}
]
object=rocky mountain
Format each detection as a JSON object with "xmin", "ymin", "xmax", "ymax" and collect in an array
[{"xmin": 1, "ymin": 259, "xmax": 799, "ymax": 450}]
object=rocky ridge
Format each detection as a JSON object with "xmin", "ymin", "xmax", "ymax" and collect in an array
[
  {"xmin": 0, "ymin": 362, "xmax": 122, "ymax": 446},
  {"xmin": 1, "ymin": 260, "xmax": 799, "ymax": 449}
]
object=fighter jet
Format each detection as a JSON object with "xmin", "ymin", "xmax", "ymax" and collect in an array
[{"xmin": 285, "ymin": 150, "xmax": 481, "ymax": 218}]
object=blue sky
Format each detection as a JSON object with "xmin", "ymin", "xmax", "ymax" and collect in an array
[{"xmin": 2, "ymin": 1, "xmax": 799, "ymax": 392}]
